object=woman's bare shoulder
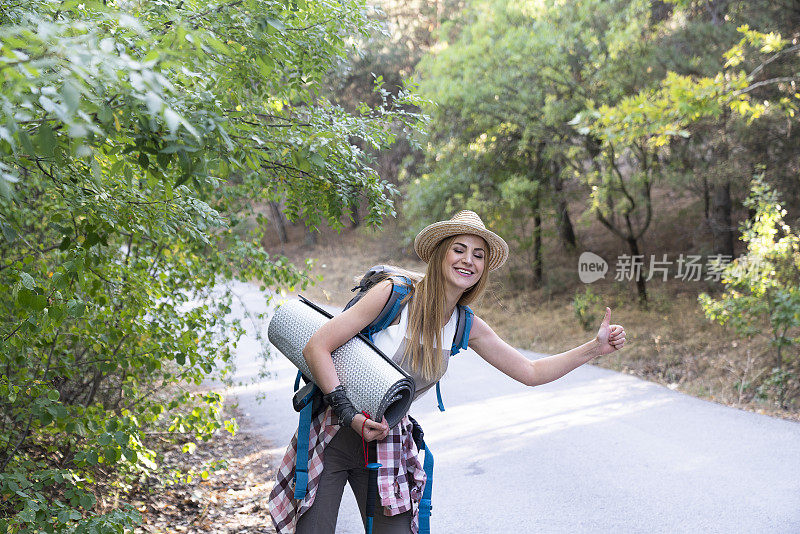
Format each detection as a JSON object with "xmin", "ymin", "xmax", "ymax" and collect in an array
[
  {"xmin": 306, "ymin": 280, "xmax": 394, "ymax": 353},
  {"xmin": 345, "ymin": 279, "xmax": 393, "ymax": 319},
  {"xmin": 468, "ymin": 314, "xmax": 497, "ymax": 341}
]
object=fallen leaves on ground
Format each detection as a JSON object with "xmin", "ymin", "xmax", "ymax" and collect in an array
[{"xmin": 132, "ymin": 412, "xmax": 277, "ymax": 534}]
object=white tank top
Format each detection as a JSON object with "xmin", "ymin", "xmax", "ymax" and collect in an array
[{"xmin": 371, "ymin": 304, "xmax": 459, "ymax": 400}]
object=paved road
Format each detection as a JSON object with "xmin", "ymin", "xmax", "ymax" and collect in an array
[{"xmin": 221, "ymin": 281, "xmax": 800, "ymax": 533}]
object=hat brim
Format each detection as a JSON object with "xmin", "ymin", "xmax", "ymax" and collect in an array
[{"xmin": 414, "ymin": 221, "xmax": 508, "ymax": 272}]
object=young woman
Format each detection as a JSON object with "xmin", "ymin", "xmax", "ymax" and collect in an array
[{"xmin": 268, "ymin": 210, "xmax": 626, "ymax": 534}]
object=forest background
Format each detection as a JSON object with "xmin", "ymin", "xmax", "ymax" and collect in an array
[{"xmin": 1, "ymin": 0, "xmax": 799, "ymax": 532}]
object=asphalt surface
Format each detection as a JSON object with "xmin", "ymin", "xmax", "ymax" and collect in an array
[{"xmin": 219, "ymin": 281, "xmax": 800, "ymax": 533}]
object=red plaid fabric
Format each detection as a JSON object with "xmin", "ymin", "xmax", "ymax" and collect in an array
[
  {"xmin": 267, "ymin": 407, "xmax": 338, "ymax": 533},
  {"xmin": 267, "ymin": 407, "xmax": 427, "ymax": 534},
  {"xmin": 377, "ymin": 416, "xmax": 426, "ymax": 521}
]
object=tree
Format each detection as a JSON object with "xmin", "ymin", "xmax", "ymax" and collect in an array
[
  {"xmin": 699, "ymin": 174, "xmax": 800, "ymax": 407},
  {"xmin": 580, "ymin": 15, "xmax": 800, "ymax": 207},
  {"xmin": 408, "ymin": 0, "xmax": 799, "ymax": 303},
  {"xmin": 322, "ymin": 0, "xmax": 464, "ymax": 226},
  {"xmin": 0, "ymin": 1, "xmax": 421, "ymax": 532},
  {"xmin": 577, "ymin": 16, "xmax": 800, "ymax": 304},
  {"xmin": 410, "ymin": 0, "xmax": 660, "ymax": 286}
]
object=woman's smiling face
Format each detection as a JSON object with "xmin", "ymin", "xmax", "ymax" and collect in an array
[{"xmin": 441, "ymin": 234, "xmax": 487, "ymax": 293}]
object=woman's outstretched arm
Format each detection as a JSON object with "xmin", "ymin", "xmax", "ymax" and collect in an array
[{"xmin": 468, "ymin": 307, "xmax": 626, "ymax": 387}]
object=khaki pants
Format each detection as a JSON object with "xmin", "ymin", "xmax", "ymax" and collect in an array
[{"xmin": 295, "ymin": 427, "xmax": 413, "ymax": 534}]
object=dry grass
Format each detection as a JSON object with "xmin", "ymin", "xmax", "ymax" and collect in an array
[
  {"xmin": 265, "ymin": 210, "xmax": 799, "ymax": 422},
  {"xmin": 481, "ymin": 280, "xmax": 798, "ymax": 420}
]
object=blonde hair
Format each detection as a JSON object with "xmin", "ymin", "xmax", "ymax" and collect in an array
[{"xmin": 402, "ymin": 235, "xmax": 489, "ymax": 381}]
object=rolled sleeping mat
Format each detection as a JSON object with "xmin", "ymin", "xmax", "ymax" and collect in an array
[{"xmin": 267, "ymin": 296, "xmax": 415, "ymax": 429}]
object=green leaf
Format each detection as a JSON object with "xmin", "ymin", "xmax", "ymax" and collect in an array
[
  {"xmin": 97, "ymin": 106, "xmax": 112, "ymax": 124},
  {"xmin": 97, "ymin": 433, "xmax": 112, "ymax": 446},
  {"xmin": 19, "ymin": 271, "xmax": 35, "ymax": 290},
  {"xmin": 18, "ymin": 508, "xmax": 35, "ymax": 522},
  {"xmin": 310, "ymin": 152, "xmax": 325, "ymax": 167},
  {"xmin": 164, "ymin": 108, "xmax": 181, "ymax": 132},
  {"xmin": 266, "ymin": 18, "xmax": 286, "ymax": 32},
  {"xmin": 61, "ymin": 82, "xmax": 80, "ymax": 113},
  {"xmin": 113, "ymin": 430, "xmax": 128, "ymax": 446},
  {"xmin": 85, "ymin": 231, "xmax": 100, "ymax": 247},
  {"xmin": 49, "ymin": 304, "xmax": 65, "ymax": 322},
  {"xmin": 47, "ymin": 389, "xmax": 60, "ymax": 402},
  {"xmin": 79, "ymin": 493, "xmax": 95, "ymax": 510},
  {"xmin": 36, "ymin": 124, "xmax": 56, "ymax": 158},
  {"xmin": 32, "ymin": 293, "xmax": 47, "ymax": 311},
  {"xmin": 66, "ymin": 299, "xmax": 85, "ymax": 317},
  {"xmin": 17, "ymin": 287, "xmax": 35, "ymax": 307},
  {"xmin": 0, "ymin": 126, "xmax": 13, "ymax": 147},
  {"xmin": 123, "ymin": 448, "xmax": 137, "ymax": 462},
  {"xmin": 105, "ymin": 446, "xmax": 122, "ymax": 463},
  {"xmin": 0, "ymin": 176, "xmax": 13, "ymax": 198},
  {"xmin": 58, "ymin": 509, "xmax": 71, "ymax": 524},
  {"xmin": 18, "ymin": 129, "xmax": 34, "ymax": 155},
  {"xmin": 110, "ymin": 159, "xmax": 124, "ymax": 175}
]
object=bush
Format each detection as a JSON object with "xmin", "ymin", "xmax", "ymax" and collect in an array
[
  {"xmin": 699, "ymin": 173, "xmax": 800, "ymax": 407},
  {"xmin": 0, "ymin": 1, "xmax": 420, "ymax": 532},
  {"xmin": 573, "ymin": 287, "xmax": 603, "ymax": 331}
]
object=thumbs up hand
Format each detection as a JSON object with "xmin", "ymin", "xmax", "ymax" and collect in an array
[{"xmin": 595, "ymin": 307, "xmax": 626, "ymax": 357}]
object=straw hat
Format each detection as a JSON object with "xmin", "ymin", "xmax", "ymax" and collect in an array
[{"xmin": 414, "ymin": 210, "xmax": 508, "ymax": 272}]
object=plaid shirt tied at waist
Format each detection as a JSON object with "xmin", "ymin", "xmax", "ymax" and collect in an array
[{"xmin": 267, "ymin": 406, "xmax": 427, "ymax": 534}]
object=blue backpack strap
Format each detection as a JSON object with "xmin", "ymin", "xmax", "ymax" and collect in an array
[
  {"xmin": 418, "ymin": 438, "xmax": 434, "ymax": 534},
  {"xmin": 436, "ymin": 305, "xmax": 474, "ymax": 412},
  {"xmin": 293, "ymin": 383, "xmax": 318, "ymax": 500},
  {"xmin": 364, "ymin": 276, "xmax": 412, "ymax": 341},
  {"xmin": 450, "ymin": 305, "xmax": 473, "ymax": 356},
  {"xmin": 293, "ymin": 370, "xmax": 303, "ymax": 392},
  {"xmin": 435, "ymin": 382, "xmax": 445, "ymax": 412}
]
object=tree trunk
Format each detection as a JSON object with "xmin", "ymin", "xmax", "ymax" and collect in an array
[
  {"xmin": 626, "ymin": 236, "xmax": 648, "ymax": 308},
  {"xmin": 711, "ymin": 180, "xmax": 734, "ymax": 257},
  {"xmin": 305, "ymin": 226, "xmax": 317, "ymax": 246},
  {"xmin": 707, "ymin": 0, "xmax": 731, "ymax": 26},
  {"xmin": 350, "ymin": 201, "xmax": 361, "ymax": 228},
  {"xmin": 549, "ymin": 166, "xmax": 576, "ymax": 251},
  {"xmin": 269, "ymin": 201, "xmax": 288, "ymax": 244},
  {"xmin": 707, "ymin": 4, "xmax": 735, "ymax": 257},
  {"xmin": 533, "ymin": 192, "xmax": 543, "ymax": 284}
]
